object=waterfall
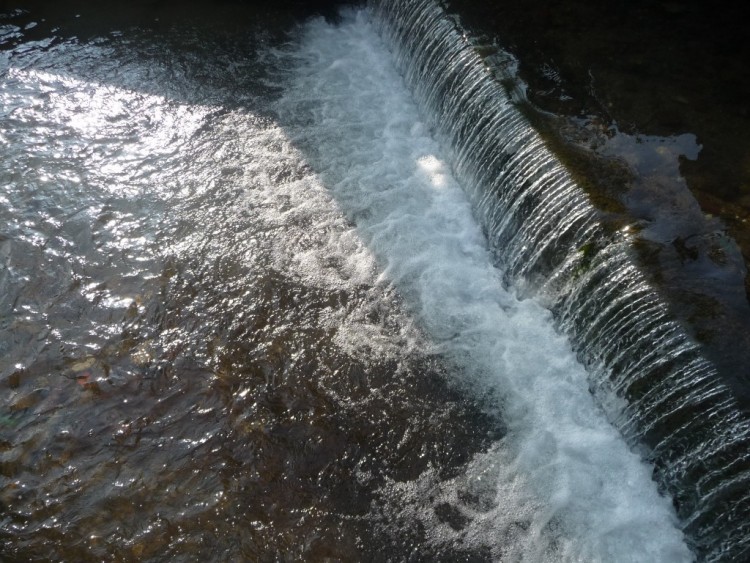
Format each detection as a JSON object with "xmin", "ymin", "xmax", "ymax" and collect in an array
[{"xmin": 369, "ymin": 0, "xmax": 750, "ymax": 559}]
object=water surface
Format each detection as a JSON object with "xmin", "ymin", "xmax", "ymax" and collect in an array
[{"xmin": 1, "ymin": 4, "xmax": 691, "ymax": 561}]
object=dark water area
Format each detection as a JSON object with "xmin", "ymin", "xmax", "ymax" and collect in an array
[{"xmin": 443, "ymin": 0, "xmax": 750, "ymax": 406}]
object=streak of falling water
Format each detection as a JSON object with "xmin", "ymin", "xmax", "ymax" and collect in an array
[{"xmin": 371, "ymin": 0, "xmax": 750, "ymax": 560}]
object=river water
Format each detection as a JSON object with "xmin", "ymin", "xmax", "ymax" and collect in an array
[{"xmin": 0, "ymin": 3, "xmax": 699, "ymax": 561}]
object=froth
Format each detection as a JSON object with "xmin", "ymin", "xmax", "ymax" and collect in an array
[{"xmin": 275, "ymin": 9, "xmax": 693, "ymax": 562}]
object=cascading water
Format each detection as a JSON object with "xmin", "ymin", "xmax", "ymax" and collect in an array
[
  {"xmin": 275, "ymin": 8, "xmax": 691, "ymax": 562},
  {"xmin": 369, "ymin": 0, "xmax": 750, "ymax": 560}
]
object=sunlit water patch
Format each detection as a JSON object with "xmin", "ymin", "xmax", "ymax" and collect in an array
[{"xmin": 0, "ymin": 6, "xmax": 693, "ymax": 562}]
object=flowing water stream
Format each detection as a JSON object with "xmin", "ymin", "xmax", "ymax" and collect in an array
[{"xmin": 0, "ymin": 1, "xmax": 747, "ymax": 561}]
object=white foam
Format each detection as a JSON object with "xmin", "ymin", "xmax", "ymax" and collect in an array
[{"xmin": 275, "ymin": 9, "xmax": 694, "ymax": 562}]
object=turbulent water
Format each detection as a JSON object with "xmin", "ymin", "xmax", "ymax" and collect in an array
[
  {"xmin": 0, "ymin": 2, "xmax": 743, "ymax": 561},
  {"xmin": 370, "ymin": 1, "xmax": 750, "ymax": 560}
]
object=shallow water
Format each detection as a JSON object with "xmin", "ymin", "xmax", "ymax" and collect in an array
[{"xmin": 1, "ymin": 4, "xmax": 693, "ymax": 561}]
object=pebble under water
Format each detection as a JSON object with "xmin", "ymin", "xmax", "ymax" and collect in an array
[{"xmin": 1, "ymin": 5, "xmax": 693, "ymax": 561}]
